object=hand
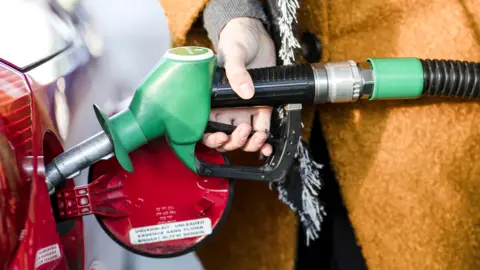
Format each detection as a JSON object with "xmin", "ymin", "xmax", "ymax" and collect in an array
[{"xmin": 202, "ymin": 17, "xmax": 276, "ymax": 156}]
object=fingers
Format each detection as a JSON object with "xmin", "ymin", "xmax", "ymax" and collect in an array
[
  {"xmin": 217, "ymin": 123, "xmax": 251, "ymax": 152},
  {"xmin": 252, "ymin": 106, "xmax": 273, "ymax": 156},
  {"xmin": 222, "ymin": 45, "xmax": 255, "ymax": 100},
  {"xmin": 260, "ymin": 143, "xmax": 273, "ymax": 157},
  {"xmin": 203, "ymin": 128, "xmax": 272, "ymax": 156},
  {"xmin": 252, "ymin": 107, "xmax": 272, "ymax": 132},
  {"xmin": 202, "ymin": 132, "xmax": 228, "ymax": 149},
  {"xmin": 241, "ymin": 106, "xmax": 272, "ymax": 154},
  {"xmin": 203, "ymin": 127, "xmax": 270, "ymax": 155},
  {"xmin": 204, "ymin": 107, "xmax": 272, "ymax": 156},
  {"xmin": 241, "ymin": 131, "xmax": 267, "ymax": 152},
  {"xmin": 215, "ymin": 108, "xmax": 251, "ymax": 126},
  {"xmin": 212, "ymin": 109, "xmax": 259, "ymax": 152}
]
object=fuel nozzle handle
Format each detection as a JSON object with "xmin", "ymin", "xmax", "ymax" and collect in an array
[
  {"xmin": 45, "ymin": 46, "xmax": 480, "ymax": 194},
  {"xmin": 211, "ymin": 64, "xmax": 317, "ymax": 107},
  {"xmin": 211, "ymin": 59, "xmax": 420, "ymax": 108}
]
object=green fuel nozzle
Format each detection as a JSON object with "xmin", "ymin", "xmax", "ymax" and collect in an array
[
  {"xmin": 94, "ymin": 47, "xmax": 217, "ymax": 174},
  {"xmin": 45, "ymin": 46, "xmax": 480, "ymax": 194}
]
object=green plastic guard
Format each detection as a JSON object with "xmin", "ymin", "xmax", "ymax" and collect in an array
[
  {"xmin": 94, "ymin": 46, "xmax": 217, "ymax": 172},
  {"xmin": 367, "ymin": 58, "xmax": 424, "ymax": 100}
]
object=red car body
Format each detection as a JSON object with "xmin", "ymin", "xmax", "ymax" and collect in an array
[{"xmin": 0, "ymin": 1, "xmax": 99, "ymax": 269}]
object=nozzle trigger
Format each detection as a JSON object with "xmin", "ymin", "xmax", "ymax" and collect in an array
[{"xmin": 195, "ymin": 104, "xmax": 302, "ymax": 182}]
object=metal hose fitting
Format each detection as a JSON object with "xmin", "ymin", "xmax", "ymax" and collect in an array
[{"xmin": 311, "ymin": 61, "xmax": 375, "ymax": 103}]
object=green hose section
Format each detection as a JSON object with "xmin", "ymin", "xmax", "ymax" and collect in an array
[{"xmin": 367, "ymin": 58, "xmax": 424, "ymax": 100}]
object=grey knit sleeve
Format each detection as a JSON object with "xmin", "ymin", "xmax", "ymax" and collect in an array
[{"xmin": 203, "ymin": 0, "xmax": 269, "ymax": 49}]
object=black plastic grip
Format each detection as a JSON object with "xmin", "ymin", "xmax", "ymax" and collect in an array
[
  {"xmin": 211, "ymin": 64, "xmax": 316, "ymax": 108},
  {"xmin": 420, "ymin": 59, "xmax": 480, "ymax": 98},
  {"xmin": 196, "ymin": 105, "xmax": 303, "ymax": 182}
]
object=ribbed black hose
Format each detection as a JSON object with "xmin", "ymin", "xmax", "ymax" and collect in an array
[{"xmin": 420, "ymin": 59, "xmax": 480, "ymax": 98}]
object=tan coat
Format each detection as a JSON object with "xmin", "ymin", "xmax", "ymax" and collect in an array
[{"xmin": 158, "ymin": 0, "xmax": 480, "ymax": 269}]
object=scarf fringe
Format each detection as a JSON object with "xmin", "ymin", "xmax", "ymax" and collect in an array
[
  {"xmin": 296, "ymin": 139, "xmax": 326, "ymax": 245},
  {"xmin": 277, "ymin": 0, "xmax": 301, "ymax": 65},
  {"xmin": 271, "ymin": 134, "xmax": 326, "ymax": 246}
]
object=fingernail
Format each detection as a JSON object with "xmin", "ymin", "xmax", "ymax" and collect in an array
[
  {"xmin": 239, "ymin": 127, "xmax": 249, "ymax": 138},
  {"xmin": 239, "ymin": 83, "xmax": 253, "ymax": 99}
]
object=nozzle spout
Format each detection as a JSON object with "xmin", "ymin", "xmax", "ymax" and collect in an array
[{"xmin": 46, "ymin": 131, "xmax": 113, "ymax": 195}]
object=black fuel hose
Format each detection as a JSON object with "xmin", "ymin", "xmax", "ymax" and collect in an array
[
  {"xmin": 211, "ymin": 58, "xmax": 480, "ymax": 108},
  {"xmin": 421, "ymin": 59, "xmax": 480, "ymax": 98}
]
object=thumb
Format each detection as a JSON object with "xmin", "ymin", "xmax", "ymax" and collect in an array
[{"xmin": 222, "ymin": 46, "xmax": 254, "ymax": 100}]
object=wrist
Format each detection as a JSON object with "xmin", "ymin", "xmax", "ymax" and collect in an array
[
  {"xmin": 223, "ymin": 17, "xmax": 265, "ymax": 30},
  {"xmin": 203, "ymin": 0, "xmax": 269, "ymax": 49},
  {"xmin": 220, "ymin": 17, "xmax": 266, "ymax": 39}
]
